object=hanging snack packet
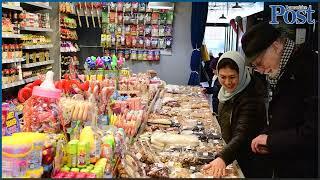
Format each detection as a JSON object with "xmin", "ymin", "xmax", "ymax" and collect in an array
[
  {"xmin": 147, "ymin": 50, "xmax": 154, "ymax": 61},
  {"xmin": 108, "ymin": 23, "xmax": 116, "ymax": 33},
  {"xmin": 130, "ymin": 25, "xmax": 137, "ymax": 36},
  {"xmin": 160, "ymin": 13, "xmax": 167, "ymax": 24},
  {"xmin": 121, "ymin": 35, "xmax": 125, "ymax": 46},
  {"xmin": 151, "ymin": 12, "xmax": 159, "ymax": 24},
  {"xmin": 137, "ymin": 24, "xmax": 145, "ymax": 36},
  {"xmin": 118, "ymin": 50, "xmax": 124, "ymax": 58},
  {"xmin": 165, "ymin": 25, "xmax": 173, "ymax": 36},
  {"xmin": 125, "ymin": 35, "xmax": 132, "ymax": 47},
  {"xmin": 145, "ymin": 13, "xmax": 152, "ymax": 24},
  {"xmin": 109, "ymin": 12, "xmax": 116, "ymax": 23},
  {"xmin": 143, "ymin": 51, "xmax": 148, "ymax": 60},
  {"xmin": 117, "ymin": 12, "xmax": 123, "ymax": 24},
  {"xmin": 130, "ymin": 50, "xmax": 137, "ymax": 60},
  {"xmin": 132, "ymin": 36, "xmax": 137, "ymax": 48},
  {"xmin": 158, "ymin": 38, "xmax": 165, "ymax": 49},
  {"xmin": 152, "ymin": 25, "xmax": 159, "ymax": 37},
  {"xmin": 125, "ymin": 49, "xmax": 130, "ymax": 59},
  {"xmin": 166, "ymin": 11, "xmax": 174, "ymax": 24},
  {"xmin": 154, "ymin": 50, "xmax": 160, "ymax": 61},
  {"xmin": 116, "ymin": 35, "xmax": 122, "ymax": 47},
  {"xmin": 159, "ymin": 25, "xmax": 165, "ymax": 37},
  {"xmin": 145, "ymin": 25, "xmax": 152, "ymax": 36},
  {"xmin": 106, "ymin": 35, "xmax": 111, "ymax": 48},
  {"xmin": 130, "ymin": 13, "xmax": 138, "ymax": 25},
  {"xmin": 138, "ymin": 36, "xmax": 144, "ymax": 48},
  {"xmin": 151, "ymin": 37, "xmax": 159, "ymax": 49},
  {"xmin": 124, "ymin": 13, "xmax": 131, "ymax": 24},
  {"xmin": 145, "ymin": 37, "xmax": 151, "ymax": 49},
  {"xmin": 166, "ymin": 37, "xmax": 173, "ymax": 49},
  {"xmin": 138, "ymin": 50, "xmax": 144, "ymax": 60},
  {"xmin": 139, "ymin": 3, "xmax": 146, "ymax": 12},
  {"xmin": 138, "ymin": 13, "xmax": 144, "ymax": 24},
  {"xmin": 123, "ymin": 2, "xmax": 131, "ymax": 12},
  {"xmin": 111, "ymin": 34, "xmax": 116, "ymax": 46},
  {"xmin": 109, "ymin": 2, "xmax": 116, "ymax": 11},
  {"xmin": 132, "ymin": 2, "xmax": 139, "ymax": 12},
  {"xmin": 117, "ymin": 2, "xmax": 123, "ymax": 12},
  {"xmin": 125, "ymin": 25, "xmax": 131, "ymax": 35},
  {"xmin": 116, "ymin": 24, "xmax": 122, "ymax": 35}
]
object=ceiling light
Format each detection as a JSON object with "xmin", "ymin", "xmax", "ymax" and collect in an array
[
  {"xmin": 148, "ymin": 2, "xmax": 174, "ymax": 10},
  {"xmin": 219, "ymin": 14, "xmax": 227, "ymax": 19},
  {"xmin": 232, "ymin": 2, "xmax": 242, "ymax": 8}
]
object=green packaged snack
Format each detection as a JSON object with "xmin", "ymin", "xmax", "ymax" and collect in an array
[
  {"xmin": 166, "ymin": 11, "xmax": 174, "ymax": 24},
  {"xmin": 67, "ymin": 140, "xmax": 79, "ymax": 168}
]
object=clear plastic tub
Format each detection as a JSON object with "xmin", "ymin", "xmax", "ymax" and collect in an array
[
  {"xmin": 13, "ymin": 132, "xmax": 48, "ymax": 170},
  {"xmin": 2, "ymin": 136, "xmax": 33, "ymax": 178}
]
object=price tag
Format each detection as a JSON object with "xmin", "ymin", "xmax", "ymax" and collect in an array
[
  {"xmin": 190, "ymin": 166, "xmax": 196, "ymax": 171},
  {"xmin": 136, "ymin": 153, "xmax": 142, "ymax": 160},
  {"xmin": 203, "ymin": 152, "xmax": 208, "ymax": 157},
  {"xmin": 213, "ymin": 140, "xmax": 219, "ymax": 144}
]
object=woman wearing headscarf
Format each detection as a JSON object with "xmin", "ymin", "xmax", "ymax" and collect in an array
[{"xmin": 202, "ymin": 51, "xmax": 272, "ymax": 178}]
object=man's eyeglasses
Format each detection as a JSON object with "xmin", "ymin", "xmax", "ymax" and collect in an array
[{"xmin": 249, "ymin": 50, "xmax": 266, "ymax": 70}]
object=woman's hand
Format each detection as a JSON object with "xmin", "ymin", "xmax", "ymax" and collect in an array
[{"xmin": 202, "ymin": 157, "xmax": 226, "ymax": 178}]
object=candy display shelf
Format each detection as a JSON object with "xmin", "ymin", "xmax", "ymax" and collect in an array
[
  {"xmin": 2, "ymin": 34, "xmax": 23, "ymax": 38},
  {"xmin": 21, "ymin": 60, "xmax": 54, "ymax": 68},
  {"xmin": 20, "ymin": 27, "xmax": 53, "ymax": 32},
  {"xmin": 2, "ymin": 80, "xmax": 25, "ymax": 90},
  {"xmin": 2, "ymin": 58, "xmax": 25, "ymax": 64},
  {"xmin": 22, "ymin": 44, "xmax": 53, "ymax": 50},
  {"xmin": 2, "ymin": 4, "xmax": 23, "ymax": 11},
  {"xmin": 21, "ymin": 2, "xmax": 52, "ymax": 10},
  {"xmin": 24, "ymin": 76, "xmax": 39, "ymax": 83}
]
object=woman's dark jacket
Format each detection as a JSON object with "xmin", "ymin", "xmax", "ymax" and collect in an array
[{"xmin": 217, "ymin": 75, "xmax": 271, "ymax": 177}]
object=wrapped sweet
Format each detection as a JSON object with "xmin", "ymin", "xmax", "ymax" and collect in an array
[{"xmin": 23, "ymin": 71, "xmax": 63, "ymax": 133}]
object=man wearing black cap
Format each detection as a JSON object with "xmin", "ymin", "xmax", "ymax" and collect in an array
[{"xmin": 241, "ymin": 22, "xmax": 318, "ymax": 178}]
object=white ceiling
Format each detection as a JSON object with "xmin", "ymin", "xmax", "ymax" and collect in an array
[{"xmin": 207, "ymin": 2, "xmax": 264, "ymax": 23}]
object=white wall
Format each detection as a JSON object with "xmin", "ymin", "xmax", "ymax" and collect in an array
[{"xmin": 126, "ymin": 2, "xmax": 192, "ymax": 85}]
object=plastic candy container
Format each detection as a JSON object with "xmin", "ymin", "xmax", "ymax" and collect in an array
[
  {"xmin": 23, "ymin": 71, "xmax": 63, "ymax": 133},
  {"xmin": 2, "ymin": 136, "xmax": 33, "ymax": 178},
  {"xmin": 13, "ymin": 132, "xmax": 48, "ymax": 172}
]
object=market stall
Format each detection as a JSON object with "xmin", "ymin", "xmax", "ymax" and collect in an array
[{"xmin": 2, "ymin": 2, "xmax": 244, "ymax": 179}]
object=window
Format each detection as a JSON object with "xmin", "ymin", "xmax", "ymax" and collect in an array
[{"xmin": 204, "ymin": 26, "xmax": 226, "ymax": 57}]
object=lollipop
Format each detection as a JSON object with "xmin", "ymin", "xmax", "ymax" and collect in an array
[
  {"xmin": 111, "ymin": 55, "xmax": 118, "ymax": 70},
  {"xmin": 102, "ymin": 56, "xmax": 112, "ymax": 70},
  {"xmin": 118, "ymin": 57, "xmax": 125, "ymax": 66},
  {"xmin": 96, "ymin": 57, "xmax": 104, "ymax": 68},
  {"xmin": 91, "ymin": 56, "xmax": 97, "ymax": 62},
  {"xmin": 86, "ymin": 57, "xmax": 95, "ymax": 69}
]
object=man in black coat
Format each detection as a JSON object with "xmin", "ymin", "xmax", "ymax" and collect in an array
[{"xmin": 241, "ymin": 22, "xmax": 318, "ymax": 178}]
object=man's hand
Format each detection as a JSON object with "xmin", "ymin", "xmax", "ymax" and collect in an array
[
  {"xmin": 251, "ymin": 134, "xmax": 270, "ymax": 154},
  {"xmin": 202, "ymin": 157, "xmax": 226, "ymax": 178}
]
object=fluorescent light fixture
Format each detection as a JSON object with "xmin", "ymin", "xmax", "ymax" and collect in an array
[
  {"xmin": 148, "ymin": 2, "xmax": 174, "ymax": 10},
  {"xmin": 232, "ymin": 2, "xmax": 242, "ymax": 8},
  {"xmin": 219, "ymin": 14, "xmax": 227, "ymax": 19}
]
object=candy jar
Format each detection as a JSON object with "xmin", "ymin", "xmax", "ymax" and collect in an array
[{"xmin": 23, "ymin": 71, "xmax": 63, "ymax": 133}]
